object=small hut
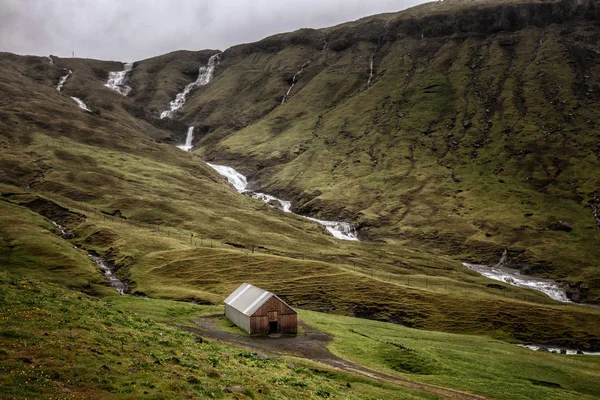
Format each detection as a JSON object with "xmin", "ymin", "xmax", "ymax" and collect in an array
[{"xmin": 224, "ymin": 283, "xmax": 297, "ymax": 334}]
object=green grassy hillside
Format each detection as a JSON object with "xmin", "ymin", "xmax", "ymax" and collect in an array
[
  {"xmin": 1, "ymin": 1, "xmax": 600, "ymax": 397},
  {"xmin": 122, "ymin": 0, "xmax": 600, "ymax": 302}
]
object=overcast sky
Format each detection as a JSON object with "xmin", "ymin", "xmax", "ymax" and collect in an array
[{"xmin": 1, "ymin": 0, "xmax": 429, "ymax": 62}]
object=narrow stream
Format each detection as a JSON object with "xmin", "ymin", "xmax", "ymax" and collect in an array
[
  {"xmin": 88, "ymin": 254, "xmax": 128, "ymax": 295},
  {"xmin": 462, "ymin": 250, "xmax": 570, "ymax": 302},
  {"xmin": 206, "ymin": 163, "xmax": 359, "ymax": 241},
  {"xmin": 160, "ymin": 53, "xmax": 220, "ymax": 119},
  {"xmin": 281, "ymin": 61, "xmax": 309, "ymax": 104},
  {"xmin": 517, "ymin": 344, "xmax": 600, "ymax": 356},
  {"xmin": 56, "ymin": 69, "xmax": 71, "ymax": 91},
  {"xmin": 70, "ymin": 97, "xmax": 92, "ymax": 112}
]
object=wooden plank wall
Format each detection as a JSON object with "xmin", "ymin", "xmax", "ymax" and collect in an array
[{"xmin": 249, "ymin": 296, "xmax": 297, "ymax": 334}]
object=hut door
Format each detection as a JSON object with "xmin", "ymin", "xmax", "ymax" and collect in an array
[{"xmin": 268, "ymin": 311, "xmax": 278, "ymax": 333}]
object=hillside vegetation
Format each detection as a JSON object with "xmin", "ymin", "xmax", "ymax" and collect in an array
[
  {"xmin": 123, "ymin": 0, "xmax": 600, "ymax": 302},
  {"xmin": 1, "ymin": 1, "xmax": 600, "ymax": 398}
]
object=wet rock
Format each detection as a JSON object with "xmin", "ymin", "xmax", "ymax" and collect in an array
[
  {"xmin": 560, "ymin": 349, "xmax": 567, "ymax": 354},
  {"xmin": 224, "ymin": 386, "xmax": 245, "ymax": 393},
  {"xmin": 577, "ymin": 350, "xmax": 584, "ymax": 355},
  {"xmin": 537, "ymin": 346, "xmax": 549, "ymax": 352}
]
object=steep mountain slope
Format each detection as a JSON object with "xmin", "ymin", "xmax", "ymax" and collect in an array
[
  {"xmin": 1, "ymin": 0, "xmax": 600, "ymax": 353},
  {"xmin": 123, "ymin": 0, "xmax": 600, "ymax": 302}
]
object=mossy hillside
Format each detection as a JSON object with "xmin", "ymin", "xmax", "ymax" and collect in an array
[
  {"xmin": 300, "ymin": 310, "xmax": 600, "ymax": 400},
  {"xmin": 131, "ymin": 247, "xmax": 600, "ymax": 346},
  {"xmin": 0, "ymin": 271, "xmax": 421, "ymax": 400},
  {"xmin": 3, "ymin": 188, "xmax": 599, "ymax": 347},
  {"xmin": 175, "ymin": 19, "xmax": 600, "ymax": 301}
]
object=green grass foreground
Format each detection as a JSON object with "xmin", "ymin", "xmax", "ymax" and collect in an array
[
  {"xmin": 0, "ymin": 271, "xmax": 426, "ymax": 400},
  {"xmin": 2, "ymin": 269, "xmax": 599, "ymax": 399},
  {"xmin": 300, "ymin": 310, "xmax": 600, "ymax": 400}
]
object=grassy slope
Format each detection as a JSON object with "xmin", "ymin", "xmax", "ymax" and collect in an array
[
  {"xmin": 0, "ymin": 271, "xmax": 420, "ymax": 399},
  {"xmin": 301, "ymin": 310, "xmax": 600, "ymax": 400},
  {"xmin": 1, "ymin": 48, "xmax": 600, "ymax": 345},
  {"xmin": 1, "ymin": 272, "xmax": 598, "ymax": 400},
  {"xmin": 148, "ymin": 1, "xmax": 600, "ymax": 302}
]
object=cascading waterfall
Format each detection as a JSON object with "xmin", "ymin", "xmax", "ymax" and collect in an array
[
  {"xmin": 366, "ymin": 20, "xmax": 390, "ymax": 88},
  {"xmin": 46, "ymin": 56, "xmax": 54, "ymax": 65},
  {"xmin": 88, "ymin": 254, "xmax": 128, "ymax": 295},
  {"xmin": 178, "ymin": 127, "xmax": 195, "ymax": 152},
  {"xmin": 281, "ymin": 61, "xmax": 309, "ymax": 104},
  {"xmin": 462, "ymin": 250, "xmax": 570, "ymax": 302},
  {"xmin": 160, "ymin": 53, "xmax": 220, "ymax": 119},
  {"xmin": 207, "ymin": 163, "xmax": 358, "ymax": 241},
  {"xmin": 105, "ymin": 62, "xmax": 133, "ymax": 95},
  {"xmin": 70, "ymin": 97, "xmax": 92, "ymax": 112},
  {"xmin": 367, "ymin": 55, "xmax": 375, "ymax": 87},
  {"xmin": 56, "ymin": 69, "xmax": 71, "ymax": 91}
]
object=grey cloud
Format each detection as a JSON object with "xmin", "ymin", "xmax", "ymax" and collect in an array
[{"xmin": 0, "ymin": 0, "xmax": 428, "ymax": 61}]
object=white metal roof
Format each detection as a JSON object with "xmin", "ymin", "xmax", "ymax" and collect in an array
[{"xmin": 224, "ymin": 282, "xmax": 295, "ymax": 316}]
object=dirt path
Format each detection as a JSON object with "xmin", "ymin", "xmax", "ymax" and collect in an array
[{"xmin": 191, "ymin": 315, "xmax": 488, "ymax": 400}]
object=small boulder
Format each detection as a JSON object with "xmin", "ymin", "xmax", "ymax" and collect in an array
[
  {"xmin": 224, "ymin": 386, "xmax": 245, "ymax": 393},
  {"xmin": 547, "ymin": 221, "xmax": 573, "ymax": 232}
]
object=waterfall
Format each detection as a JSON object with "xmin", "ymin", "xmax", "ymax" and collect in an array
[
  {"xmin": 281, "ymin": 61, "xmax": 309, "ymax": 104},
  {"xmin": 367, "ymin": 55, "xmax": 375, "ymax": 87},
  {"xmin": 160, "ymin": 53, "xmax": 221, "ymax": 119},
  {"xmin": 70, "ymin": 97, "xmax": 92, "ymax": 112},
  {"xmin": 105, "ymin": 62, "xmax": 133, "ymax": 96},
  {"xmin": 495, "ymin": 248, "xmax": 508, "ymax": 268},
  {"xmin": 206, "ymin": 163, "xmax": 248, "ymax": 192},
  {"xmin": 46, "ymin": 56, "xmax": 54, "ymax": 65},
  {"xmin": 89, "ymin": 254, "xmax": 128, "ymax": 295},
  {"xmin": 177, "ymin": 127, "xmax": 195, "ymax": 152},
  {"xmin": 56, "ymin": 69, "xmax": 72, "ymax": 91},
  {"xmin": 207, "ymin": 163, "xmax": 359, "ymax": 241}
]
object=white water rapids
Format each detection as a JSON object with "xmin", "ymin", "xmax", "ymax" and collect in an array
[
  {"xmin": 105, "ymin": 62, "xmax": 133, "ymax": 95},
  {"xmin": 206, "ymin": 163, "xmax": 358, "ymax": 241},
  {"xmin": 89, "ymin": 254, "xmax": 127, "ymax": 295},
  {"xmin": 463, "ymin": 250, "xmax": 570, "ymax": 302},
  {"xmin": 70, "ymin": 97, "xmax": 92, "ymax": 112},
  {"xmin": 517, "ymin": 344, "xmax": 600, "ymax": 356},
  {"xmin": 177, "ymin": 127, "xmax": 195, "ymax": 151},
  {"xmin": 160, "ymin": 53, "xmax": 220, "ymax": 119},
  {"xmin": 56, "ymin": 69, "xmax": 71, "ymax": 91}
]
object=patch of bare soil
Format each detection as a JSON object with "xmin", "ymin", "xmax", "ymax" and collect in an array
[{"xmin": 191, "ymin": 315, "xmax": 488, "ymax": 400}]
